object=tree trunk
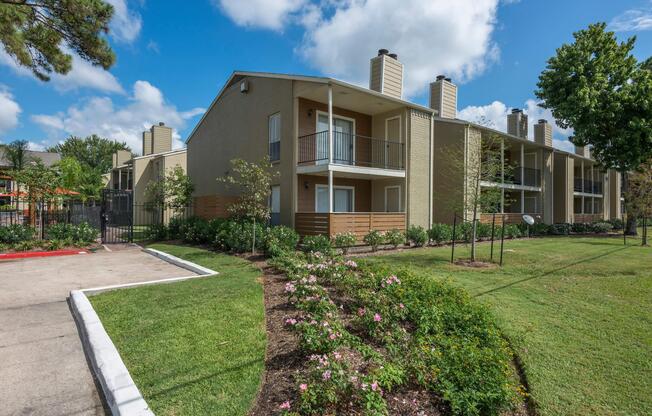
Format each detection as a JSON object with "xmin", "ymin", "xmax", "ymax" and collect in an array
[
  {"xmin": 622, "ymin": 173, "xmax": 638, "ymax": 235},
  {"xmin": 471, "ymin": 209, "xmax": 478, "ymax": 262},
  {"xmin": 643, "ymin": 218, "xmax": 648, "ymax": 246}
]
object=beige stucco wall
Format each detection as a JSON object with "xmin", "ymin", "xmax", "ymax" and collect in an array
[
  {"xmin": 432, "ymin": 120, "xmax": 466, "ymax": 224},
  {"xmin": 187, "ymin": 76, "xmax": 295, "ymax": 226},
  {"xmin": 609, "ymin": 170, "xmax": 621, "ymax": 219},
  {"xmin": 406, "ymin": 109, "xmax": 432, "ymax": 228},
  {"xmin": 371, "ymin": 178, "xmax": 405, "ymax": 212},
  {"xmin": 541, "ymin": 149, "xmax": 554, "ymax": 224},
  {"xmin": 553, "ymin": 153, "xmax": 573, "ymax": 223}
]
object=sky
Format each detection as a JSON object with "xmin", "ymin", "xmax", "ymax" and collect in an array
[{"xmin": 1, "ymin": 0, "xmax": 652, "ymax": 155}]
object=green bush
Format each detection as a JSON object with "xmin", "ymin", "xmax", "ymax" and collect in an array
[
  {"xmin": 332, "ymin": 232, "xmax": 357, "ymax": 254},
  {"xmin": 550, "ymin": 223, "xmax": 570, "ymax": 235},
  {"xmin": 476, "ymin": 222, "xmax": 492, "ymax": 239},
  {"xmin": 144, "ymin": 223, "xmax": 169, "ymax": 241},
  {"xmin": 266, "ymin": 225, "xmax": 300, "ymax": 255},
  {"xmin": 457, "ymin": 222, "xmax": 473, "ymax": 243},
  {"xmin": 181, "ymin": 217, "xmax": 212, "ymax": 244},
  {"xmin": 502, "ymin": 224, "xmax": 522, "ymax": 239},
  {"xmin": 216, "ymin": 220, "xmax": 266, "ymax": 253},
  {"xmin": 608, "ymin": 218, "xmax": 624, "ymax": 230},
  {"xmin": 385, "ymin": 229, "xmax": 405, "ymax": 248},
  {"xmin": 47, "ymin": 223, "xmax": 72, "ymax": 240},
  {"xmin": 428, "ymin": 223, "xmax": 452, "ymax": 245},
  {"xmin": 13, "ymin": 240, "xmax": 37, "ymax": 251},
  {"xmin": 591, "ymin": 222, "xmax": 612, "ymax": 234},
  {"xmin": 301, "ymin": 234, "xmax": 332, "ymax": 254},
  {"xmin": 363, "ymin": 230, "xmax": 385, "ymax": 252},
  {"xmin": 71, "ymin": 222, "xmax": 98, "ymax": 244},
  {"xmin": 571, "ymin": 222, "xmax": 589, "ymax": 233},
  {"xmin": 0, "ymin": 224, "xmax": 35, "ymax": 244},
  {"xmin": 406, "ymin": 225, "xmax": 428, "ymax": 247}
]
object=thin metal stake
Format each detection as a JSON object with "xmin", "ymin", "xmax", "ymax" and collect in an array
[
  {"xmin": 490, "ymin": 213, "xmax": 496, "ymax": 261},
  {"xmin": 451, "ymin": 214, "xmax": 457, "ymax": 264},
  {"xmin": 500, "ymin": 214, "xmax": 506, "ymax": 266}
]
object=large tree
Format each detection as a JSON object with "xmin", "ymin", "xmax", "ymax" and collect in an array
[
  {"xmin": 0, "ymin": 0, "xmax": 115, "ymax": 81},
  {"xmin": 536, "ymin": 23, "xmax": 652, "ymax": 234},
  {"xmin": 47, "ymin": 134, "xmax": 129, "ymax": 174}
]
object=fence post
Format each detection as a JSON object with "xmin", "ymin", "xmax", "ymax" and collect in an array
[
  {"xmin": 500, "ymin": 214, "xmax": 506, "ymax": 266},
  {"xmin": 451, "ymin": 214, "xmax": 457, "ymax": 264},
  {"xmin": 490, "ymin": 213, "xmax": 496, "ymax": 261},
  {"xmin": 623, "ymin": 213, "xmax": 626, "ymax": 246}
]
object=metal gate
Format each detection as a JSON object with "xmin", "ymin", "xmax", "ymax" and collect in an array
[{"xmin": 101, "ymin": 189, "xmax": 133, "ymax": 243}]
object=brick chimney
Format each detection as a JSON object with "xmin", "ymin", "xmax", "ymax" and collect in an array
[
  {"xmin": 369, "ymin": 49, "xmax": 404, "ymax": 99},
  {"xmin": 429, "ymin": 75, "xmax": 457, "ymax": 119},
  {"xmin": 507, "ymin": 108, "xmax": 528, "ymax": 139},
  {"xmin": 534, "ymin": 119, "xmax": 552, "ymax": 147}
]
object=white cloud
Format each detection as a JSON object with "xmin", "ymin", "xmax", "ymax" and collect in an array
[
  {"xmin": 27, "ymin": 141, "xmax": 46, "ymax": 151},
  {"xmin": 610, "ymin": 6, "xmax": 652, "ymax": 32},
  {"xmin": 0, "ymin": 49, "xmax": 124, "ymax": 94},
  {"xmin": 0, "ymin": 87, "xmax": 21, "ymax": 135},
  {"xmin": 218, "ymin": 0, "xmax": 501, "ymax": 97},
  {"xmin": 215, "ymin": 0, "xmax": 308, "ymax": 31},
  {"xmin": 458, "ymin": 99, "xmax": 576, "ymax": 152},
  {"xmin": 31, "ymin": 81, "xmax": 205, "ymax": 153},
  {"xmin": 106, "ymin": 0, "xmax": 143, "ymax": 43}
]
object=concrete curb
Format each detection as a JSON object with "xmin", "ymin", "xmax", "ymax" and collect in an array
[
  {"xmin": 143, "ymin": 248, "xmax": 218, "ymax": 276},
  {"xmin": 70, "ymin": 248, "xmax": 218, "ymax": 415},
  {"xmin": 70, "ymin": 290, "xmax": 154, "ymax": 416}
]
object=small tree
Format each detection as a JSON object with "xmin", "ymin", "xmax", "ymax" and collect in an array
[
  {"xmin": 625, "ymin": 160, "xmax": 652, "ymax": 246},
  {"xmin": 11, "ymin": 160, "xmax": 61, "ymax": 232},
  {"xmin": 144, "ymin": 165, "xmax": 194, "ymax": 214},
  {"xmin": 446, "ymin": 132, "xmax": 508, "ymax": 262},
  {"xmin": 217, "ymin": 157, "xmax": 278, "ymax": 254},
  {"xmin": 3, "ymin": 140, "xmax": 32, "ymax": 210}
]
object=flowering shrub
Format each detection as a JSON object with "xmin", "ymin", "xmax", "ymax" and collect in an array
[
  {"xmin": 301, "ymin": 235, "xmax": 332, "ymax": 255},
  {"xmin": 332, "ymin": 232, "xmax": 357, "ymax": 254},
  {"xmin": 363, "ymin": 230, "xmax": 385, "ymax": 252},
  {"xmin": 273, "ymin": 249, "xmax": 519, "ymax": 416},
  {"xmin": 266, "ymin": 225, "xmax": 300, "ymax": 255},
  {"xmin": 591, "ymin": 222, "xmax": 612, "ymax": 233},
  {"xmin": 384, "ymin": 229, "xmax": 405, "ymax": 249},
  {"xmin": 550, "ymin": 223, "xmax": 571, "ymax": 235},
  {"xmin": 46, "ymin": 222, "xmax": 97, "ymax": 244},
  {"xmin": 0, "ymin": 224, "xmax": 35, "ymax": 244}
]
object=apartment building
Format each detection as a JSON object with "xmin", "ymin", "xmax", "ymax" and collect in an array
[
  {"xmin": 186, "ymin": 50, "xmax": 622, "ymax": 238},
  {"xmin": 106, "ymin": 122, "xmax": 187, "ymax": 206},
  {"xmin": 0, "ymin": 149, "xmax": 61, "ymax": 208}
]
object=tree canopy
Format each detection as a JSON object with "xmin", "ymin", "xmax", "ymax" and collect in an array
[
  {"xmin": 536, "ymin": 23, "xmax": 652, "ymax": 172},
  {"xmin": 47, "ymin": 134, "xmax": 129, "ymax": 174},
  {"xmin": 0, "ymin": 0, "xmax": 116, "ymax": 81}
]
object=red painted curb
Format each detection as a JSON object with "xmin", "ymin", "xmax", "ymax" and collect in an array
[{"xmin": 0, "ymin": 249, "xmax": 88, "ymax": 260}]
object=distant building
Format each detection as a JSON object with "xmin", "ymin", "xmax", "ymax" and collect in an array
[{"xmin": 0, "ymin": 148, "xmax": 61, "ymax": 208}]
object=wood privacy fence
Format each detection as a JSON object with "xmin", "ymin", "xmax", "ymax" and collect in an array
[{"xmin": 295, "ymin": 212, "xmax": 406, "ymax": 241}]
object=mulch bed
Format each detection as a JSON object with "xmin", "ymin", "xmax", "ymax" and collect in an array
[{"xmin": 247, "ymin": 256, "xmax": 531, "ymax": 416}]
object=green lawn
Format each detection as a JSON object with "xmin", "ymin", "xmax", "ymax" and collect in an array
[
  {"xmin": 90, "ymin": 243, "xmax": 266, "ymax": 415},
  {"xmin": 363, "ymin": 236, "xmax": 652, "ymax": 416}
]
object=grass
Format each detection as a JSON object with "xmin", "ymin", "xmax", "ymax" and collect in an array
[
  {"xmin": 363, "ymin": 235, "xmax": 652, "ymax": 416},
  {"xmin": 90, "ymin": 243, "xmax": 266, "ymax": 416}
]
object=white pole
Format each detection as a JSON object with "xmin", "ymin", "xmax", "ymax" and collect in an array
[
  {"xmin": 501, "ymin": 139, "xmax": 505, "ymax": 213},
  {"xmin": 328, "ymin": 84, "xmax": 334, "ymax": 214},
  {"xmin": 521, "ymin": 144, "xmax": 525, "ymax": 213}
]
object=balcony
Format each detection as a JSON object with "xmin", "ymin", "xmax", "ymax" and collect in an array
[
  {"xmin": 295, "ymin": 212, "xmax": 406, "ymax": 241},
  {"xmin": 502, "ymin": 167, "xmax": 541, "ymax": 188},
  {"xmin": 573, "ymin": 178, "xmax": 603, "ymax": 194},
  {"xmin": 298, "ymin": 131, "xmax": 405, "ymax": 171}
]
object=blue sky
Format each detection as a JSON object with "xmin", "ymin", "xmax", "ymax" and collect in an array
[{"xmin": 1, "ymin": 0, "xmax": 651, "ymax": 154}]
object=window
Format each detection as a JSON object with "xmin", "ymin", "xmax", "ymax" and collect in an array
[
  {"xmin": 317, "ymin": 113, "xmax": 354, "ymax": 165},
  {"xmin": 269, "ymin": 113, "xmax": 281, "ymax": 161},
  {"xmin": 315, "ymin": 185, "xmax": 354, "ymax": 213},
  {"xmin": 270, "ymin": 185, "xmax": 280, "ymax": 225}
]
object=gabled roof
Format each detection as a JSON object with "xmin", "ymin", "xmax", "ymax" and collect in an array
[
  {"xmin": 186, "ymin": 71, "xmax": 436, "ymax": 144},
  {"xmin": 0, "ymin": 148, "xmax": 61, "ymax": 168}
]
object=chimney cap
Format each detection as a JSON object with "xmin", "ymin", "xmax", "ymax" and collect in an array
[
  {"xmin": 445, "ymin": 77, "xmax": 452, "ymax": 82},
  {"xmin": 436, "ymin": 75, "xmax": 446, "ymax": 81},
  {"xmin": 388, "ymin": 53, "xmax": 398, "ymax": 60},
  {"xmin": 158, "ymin": 122, "xmax": 165, "ymax": 126},
  {"xmin": 538, "ymin": 119, "xmax": 547, "ymax": 124},
  {"xmin": 511, "ymin": 108, "xmax": 522, "ymax": 114},
  {"xmin": 377, "ymin": 48, "xmax": 389, "ymax": 56}
]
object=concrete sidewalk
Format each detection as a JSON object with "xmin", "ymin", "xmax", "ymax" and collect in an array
[{"xmin": 0, "ymin": 245, "xmax": 195, "ymax": 416}]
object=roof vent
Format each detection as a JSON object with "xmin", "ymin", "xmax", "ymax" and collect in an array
[
  {"xmin": 444, "ymin": 77, "xmax": 452, "ymax": 82},
  {"xmin": 436, "ymin": 75, "xmax": 446, "ymax": 81},
  {"xmin": 388, "ymin": 53, "xmax": 398, "ymax": 60},
  {"xmin": 538, "ymin": 119, "xmax": 547, "ymax": 124},
  {"xmin": 158, "ymin": 122, "xmax": 165, "ymax": 126},
  {"xmin": 377, "ymin": 48, "xmax": 389, "ymax": 56}
]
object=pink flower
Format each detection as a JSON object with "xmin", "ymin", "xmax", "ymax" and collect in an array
[
  {"xmin": 374, "ymin": 313, "xmax": 382, "ymax": 322},
  {"xmin": 357, "ymin": 307, "xmax": 366, "ymax": 316},
  {"xmin": 371, "ymin": 382, "xmax": 379, "ymax": 391},
  {"xmin": 285, "ymin": 282, "xmax": 296, "ymax": 293},
  {"xmin": 279, "ymin": 401, "xmax": 291, "ymax": 410},
  {"xmin": 285, "ymin": 318, "xmax": 297, "ymax": 325},
  {"xmin": 333, "ymin": 351, "xmax": 342, "ymax": 360},
  {"xmin": 345, "ymin": 260, "xmax": 358, "ymax": 268},
  {"xmin": 329, "ymin": 333, "xmax": 337, "ymax": 340},
  {"xmin": 322, "ymin": 370, "xmax": 332, "ymax": 380},
  {"xmin": 399, "ymin": 303, "xmax": 405, "ymax": 309},
  {"xmin": 299, "ymin": 383, "xmax": 308, "ymax": 392}
]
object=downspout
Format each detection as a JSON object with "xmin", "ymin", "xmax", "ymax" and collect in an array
[{"xmin": 429, "ymin": 113, "xmax": 434, "ymax": 227}]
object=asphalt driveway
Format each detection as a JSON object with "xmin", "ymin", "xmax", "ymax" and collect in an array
[{"xmin": 0, "ymin": 245, "xmax": 195, "ymax": 416}]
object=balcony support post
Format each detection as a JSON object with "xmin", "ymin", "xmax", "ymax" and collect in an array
[
  {"xmin": 500, "ymin": 139, "xmax": 505, "ymax": 213},
  {"xmin": 328, "ymin": 170, "xmax": 333, "ymax": 213},
  {"xmin": 328, "ymin": 84, "xmax": 333, "ymax": 164},
  {"xmin": 520, "ymin": 144, "xmax": 525, "ymax": 213}
]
